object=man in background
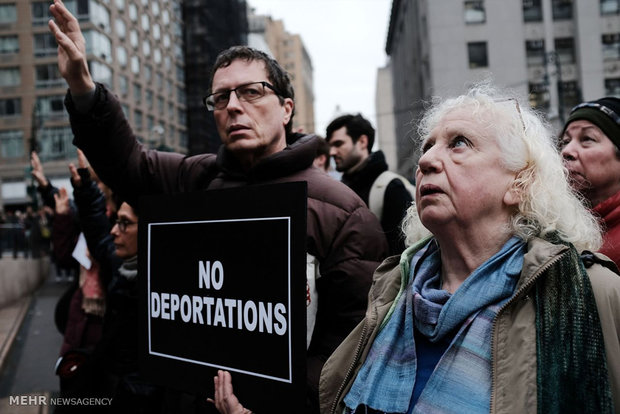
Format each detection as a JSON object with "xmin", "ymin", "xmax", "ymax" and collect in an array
[{"xmin": 326, "ymin": 114, "xmax": 413, "ymax": 255}]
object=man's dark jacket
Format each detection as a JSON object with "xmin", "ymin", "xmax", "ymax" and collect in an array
[
  {"xmin": 341, "ymin": 150, "xmax": 413, "ymax": 255},
  {"xmin": 65, "ymin": 84, "xmax": 389, "ymax": 412}
]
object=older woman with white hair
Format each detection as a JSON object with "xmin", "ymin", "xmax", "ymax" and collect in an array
[{"xmin": 318, "ymin": 84, "xmax": 620, "ymax": 414}]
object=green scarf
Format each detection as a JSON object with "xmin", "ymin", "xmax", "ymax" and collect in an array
[{"xmin": 535, "ymin": 233, "xmax": 614, "ymax": 413}]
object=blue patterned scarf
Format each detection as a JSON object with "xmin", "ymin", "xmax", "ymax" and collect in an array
[{"xmin": 344, "ymin": 237, "xmax": 526, "ymax": 413}]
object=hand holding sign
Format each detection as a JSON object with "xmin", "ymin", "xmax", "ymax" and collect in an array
[{"xmin": 208, "ymin": 370, "xmax": 252, "ymax": 414}]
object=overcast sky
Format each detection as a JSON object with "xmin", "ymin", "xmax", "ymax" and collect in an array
[{"xmin": 247, "ymin": 0, "xmax": 393, "ymax": 136}]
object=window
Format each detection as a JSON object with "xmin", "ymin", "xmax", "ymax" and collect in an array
[
  {"xmin": 131, "ymin": 55, "xmax": 140, "ymax": 74},
  {"xmin": 129, "ymin": 3, "xmax": 137, "ymax": 21},
  {"xmin": 179, "ymin": 130, "xmax": 187, "ymax": 148},
  {"xmin": 464, "ymin": 1, "xmax": 485, "ymax": 24},
  {"xmin": 35, "ymin": 64, "xmax": 64, "ymax": 88},
  {"xmin": 156, "ymin": 72, "xmax": 163, "ymax": 89},
  {"xmin": 601, "ymin": 0, "xmax": 619, "ymax": 14},
  {"xmin": 525, "ymin": 39, "xmax": 545, "ymax": 66},
  {"xmin": 467, "ymin": 42, "xmax": 488, "ymax": 68},
  {"xmin": 38, "ymin": 126, "xmax": 75, "ymax": 160},
  {"xmin": 36, "ymin": 95, "xmax": 66, "ymax": 118},
  {"xmin": 154, "ymin": 48, "xmax": 162, "ymax": 64},
  {"xmin": 144, "ymin": 65, "xmax": 152, "ymax": 82},
  {"xmin": 34, "ymin": 33, "xmax": 58, "ymax": 57},
  {"xmin": 177, "ymin": 86, "xmax": 186, "ymax": 104},
  {"xmin": 168, "ymin": 102, "xmax": 174, "ymax": 121},
  {"xmin": 602, "ymin": 33, "xmax": 620, "ymax": 60},
  {"xmin": 118, "ymin": 75, "xmax": 128, "ymax": 95},
  {"xmin": 0, "ymin": 4, "xmax": 16, "ymax": 24},
  {"xmin": 176, "ymin": 64, "xmax": 185, "ymax": 83},
  {"xmin": 64, "ymin": 0, "xmax": 89, "ymax": 21},
  {"xmin": 32, "ymin": 2, "xmax": 50, "ymax": 25},
  {"xmin": 0, "ymin": 98, "xmax": 20, "ymax": 117},
  {"xmin": 158, "ymin": 96, "xmax": 164, "ymax": 115},
  {"xmin": 0, "ymin": 35, "xmax": 18, "ymax": 54},
  {"xmin": 142, "ymin": 40, "xmax": 151, "ymax": 57},
  {"xmin": 552, "ymin": 0, "xmax": 572, "ymax": 20},
  {"xmin": 523, "ymin": 0, "xmax": 543, "ymax": 22},
  {"xmin": 560, "ymin": 81, "xmax": 580, "ymax": 110},
  {"xmin": 115, "ymin": 18, "xmax": 126, "ymax": 38},
  {"xmin": 115, "ymin": 0, "xmax": 125, "ymax": 9},
  {"xmin": 141, "ymin": 14, "xmax": 150, "ymax": 32},
  {"xmin": 133, "ymin": 82, "xmax": 142, "ymax": 103},
  {"xmin": 152, "ymin": 2, "xmax": 160, "ymax": 16},
  {"xmin": 153, "ymin": 24, "xmax": 161, "ymax": 40},
  {"xmin": 146, "ymin": 89, "xmax": 153, "ymax": 109},
  {"xmin": 0, "ymin": 130, "xmax": 23, "ymax": 159},
  {"xmin": 177, "ymin": 108, "xmax": 186, "ymax": 125},
  {"xmin": 605, "ymin": 78, "xmax": 620, "ymax": 96},
  {"xmin": 147, "ymin": 115, "xmax": 154, "ymax": 131},
  {"xmin": 83, "ymin": 30, "xmax": 112, "ymax": 62},
  {"xmin": 117, "ymin": 46, "xmax": 127, "ymax": 67},
  {"xmin": 529, "ymin": 83, "xmax": 550, "ymax": 109},
  {"xmin": 0, "ymin": 67, "xmax": 20, "ymax": 87},
  {"xmin": 134, "ymin": 110, "xmax": 143, "ymax": 129},
  {"xmin": 89, "ymin": 61, "xmax": 112, "ymax": 88},
  {"xmin": 121, "ymin": 104, "xmax": 129, "ymax": 118},
  {"xmin": 555, "ymin": 38, "xmax": 575, "ymax": 64},
  {"xmin": 162, "ymin": 10, "xmax": 170, "ymax": 25},
  {"xmin": 130, "ymin": 30, "xmax": 138, "ymax": 49},
  {"xmin": 163, "ymin": 34, "xmax": 171, "ymax": 49}
]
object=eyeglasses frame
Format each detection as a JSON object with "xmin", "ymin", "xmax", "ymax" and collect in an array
[{"xmin": 202, "ymin": 81, "xmax": 281, "ymax": 111}]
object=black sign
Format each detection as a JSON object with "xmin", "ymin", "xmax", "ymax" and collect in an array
[{"xmin": 138, "ymin": 182, "xmax": 307, "ymax": 411}]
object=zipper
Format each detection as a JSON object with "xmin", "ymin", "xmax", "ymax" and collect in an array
[
  {"xmin": 488, "ymin": 252, "xmax": 565, "ymax": 413},
  {"xmin": 330, "ymin": 289, "xmax": 377, "ymax": 414}
]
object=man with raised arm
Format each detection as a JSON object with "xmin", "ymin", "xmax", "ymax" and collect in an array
[{"xmin": 49, "ymin": 1, "xmax": 388, "ymax": 412}]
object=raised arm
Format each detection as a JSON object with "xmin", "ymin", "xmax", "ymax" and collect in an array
[{"xmin": 48, "ymin": 0, "xmax": 95, "ymax": 96}]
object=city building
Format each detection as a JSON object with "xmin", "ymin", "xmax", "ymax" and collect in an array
[
  {"xmin": 248, "ymin": 11, "xmax": 315, "ymax": 133},
  {"xmin": 0, "ymin": 0, "xmax": 188, "ymax": 210},
  {"xmin": 384, "ymin": 0, "xmax": 620, "ymax": 177},
  {"xmin": 184, "ymin": 0, "xmax": 248, "ymax": 156}
]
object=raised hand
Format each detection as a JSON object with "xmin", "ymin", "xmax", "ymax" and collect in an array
[
  {"xmin": 30, "ymin": 151, "xmax": 48, "ymax": 187},
  {"xmin": 48, "ymin": 0, "xmax": 95, "ymax": 95},
  {"xmin": 68, "ymin": 149, "xmax": 89, "ymax": 188},
  {"xmin": 54, "ymin": 187, "xmax": 70, "ymax": 215}
]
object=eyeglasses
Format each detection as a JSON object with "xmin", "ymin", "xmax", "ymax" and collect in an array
[
  {"xmin": 203, "ymin": 81, "xmax": 280, "ymax": 111},
  {"xmin": 114, "ymin": 218, "xmax": 136, "ymax": 233},
  {"xmin": 569, "ymin": 102, "xmax": 620, "ymax": 125}
]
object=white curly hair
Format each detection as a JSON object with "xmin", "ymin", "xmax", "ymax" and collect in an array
[{"xmin": 402, "ymin": 82, "xmax": 602, "ymax": 252}]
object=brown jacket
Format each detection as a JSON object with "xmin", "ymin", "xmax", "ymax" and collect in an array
[
  {"xmin": 66, "ymin": 84, "xmax": 389, "ymax": 408},
  {"xmin": 319, "ymin": 237, "xmax": 620, "ymax": 414}
]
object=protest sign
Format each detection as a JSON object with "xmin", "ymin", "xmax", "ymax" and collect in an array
[{"xmin": 138, "ymin": 182, "xmax": 307, "ymax": 411}]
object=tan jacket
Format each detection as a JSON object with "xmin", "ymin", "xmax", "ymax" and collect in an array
[{"xmin": 319, "ymin": 237, "xmax": 620, "ymax": 414}]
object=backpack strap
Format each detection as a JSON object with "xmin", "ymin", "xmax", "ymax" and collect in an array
[{"xmin": 369, "ymin": 170, "xmax": 415, "ymax": 220}]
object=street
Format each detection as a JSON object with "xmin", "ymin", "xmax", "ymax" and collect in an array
[{"xmin": 0, "ymin": 261, "xmax": 68, "ymax": 413}]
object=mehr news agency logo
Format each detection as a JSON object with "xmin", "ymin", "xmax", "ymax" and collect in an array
[{"xmin": 9, "ymin": 394, "xmax": 113, "ymax": 407}]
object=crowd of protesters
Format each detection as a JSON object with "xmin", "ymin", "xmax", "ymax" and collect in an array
[
  {"xmin": 0, "ymin": 1, "xmax": 614, "ymax": 413},
  {"xmin": 0, "ymin": 206, "xmax": 53, "ymax": 260}
]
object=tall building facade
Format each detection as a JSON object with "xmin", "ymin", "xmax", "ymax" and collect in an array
[
  {"xmin": 183, "ymin": 0, "xmax": 247, "ymax": 156},
  {"xmin": 0, "ymin": 0, "xmax": 188, "ymax": 210},
  {"xmin": 384, "ymin": 0, "xmax": 620, "ymax": 177},
  {"xmin": 248, "ymin": 12, "xmax": 315, "ymax": 133}
]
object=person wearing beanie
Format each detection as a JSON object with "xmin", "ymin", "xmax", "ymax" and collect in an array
[{"xmin": 560, "ymin": 97, "xmax": 620, "ymax": 268}]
